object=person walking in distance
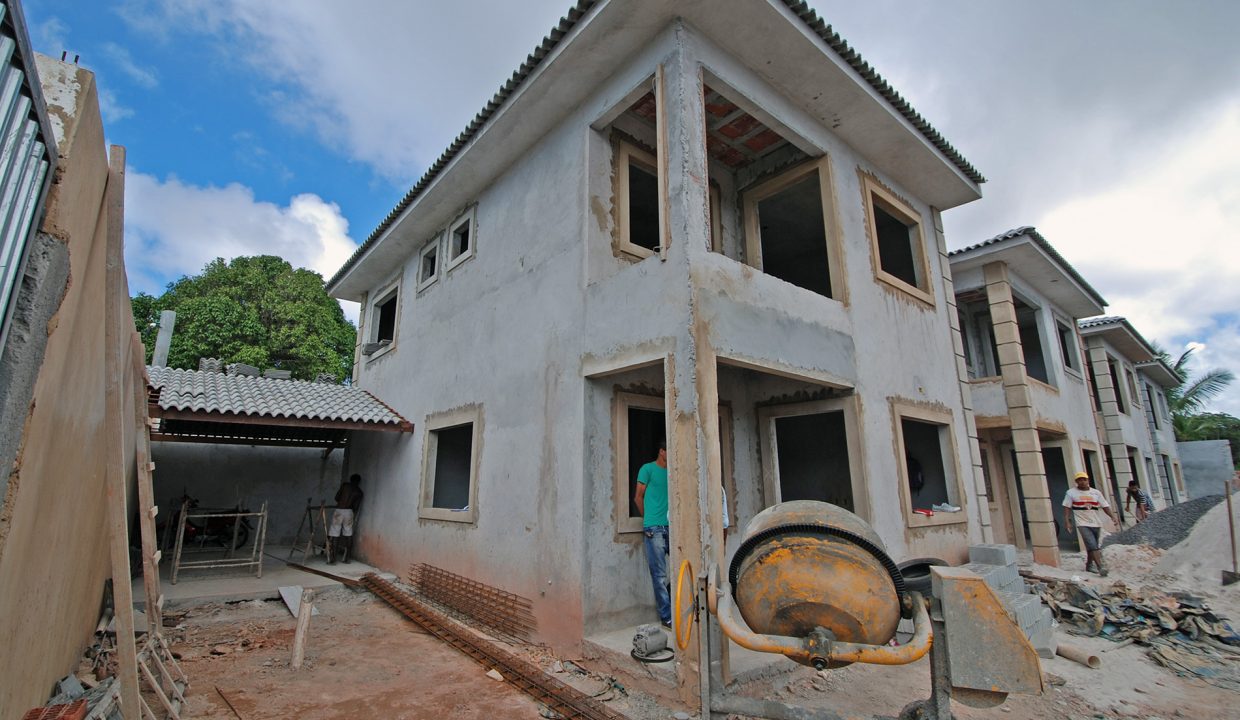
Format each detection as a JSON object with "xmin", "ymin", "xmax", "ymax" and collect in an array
[
  {"xmin": 1062, "ymin": 471, "xmax": 1118, "ymax": 576},
  {"xmin": 634, "ymin": 440, "xmax": 671, "ymax": 628},
  {"xmin": 328, "ymin": 474, "xmax": 364, "ymax": 564},
  {"xmin": 1125, "ymin": 480, "xmax": 1154, "ymax": 523}
]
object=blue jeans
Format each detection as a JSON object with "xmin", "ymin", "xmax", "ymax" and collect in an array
[{"xmin": 643, "ymin": 525, "xmax": 671, "ymax": 624}]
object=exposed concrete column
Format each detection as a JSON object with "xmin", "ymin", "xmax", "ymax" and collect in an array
[
  {"xmin": 983, "ymin": 262, "xmax": 1059, "ymax": 566},
  {"xmin": 1085, "ymin": 340, "xmax": 1132, "ymax": 513},
  {"xmin": 659, "ymin": 24, "xmax": 719, "ymax": 706},
  {"xmin": 934, "ymin": 209, "xmax": 991, "ymax": 542}
]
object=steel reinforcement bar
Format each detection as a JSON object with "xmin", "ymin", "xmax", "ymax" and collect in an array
[
  {"xmin": 361, "ymin": 574, "xmax": 628, "ymax": 720},
  {"xmin": 408, "ymin": 563, "xmax": 537, "ymax": 640}
]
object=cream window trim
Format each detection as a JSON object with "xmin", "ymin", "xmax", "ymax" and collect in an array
[
  {"xmin": 614, "ymin": 140, "xmax": 660, "ymax": 260},
  {"xmin": 446, "ymin": 206, "xmax": 477, "ymax": 271},
  {"xmin": 860, "ymin": 172, "xmax": 935, "ymax": 307},
  {"xmin": 418, "ymin": 405, "xmax": 483, "ymax": 524},
  {"xmin": 891, "ymin": 400, "xmax": 967, "ymax": 528},
  {"xmin": 741, "ymin": 156, "xmax": 846, "ymax": 302},
  {"xmin": 756, "ymin": 396, "xmax": 869, "ymax": 522},
  {"xmin": 614, "ymin": 391, "xmax": 666, "ymax": 534},
  {"xmin": 417, "ymin": 234, "xmax": 442, "ymax": 292}
]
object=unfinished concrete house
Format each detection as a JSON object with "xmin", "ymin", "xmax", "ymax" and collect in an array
[
  {"xmin": 1078, "ymin": 316, "xmax": 1184, "ymax": 519},
  {"xmin": 948, "ymin": 228, "xmax": 1111, "ymax": 565},
  {"xmin": 327, "ymin": 0, "xmax": 990, "ymax": 659}
]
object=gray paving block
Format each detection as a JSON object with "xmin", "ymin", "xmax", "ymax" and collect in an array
[
  {"xmin": 961, "ymin": 562, "xmax": 1019, "ymax": 591},
  {"xmin": 968, "ymin": 543, "xmax": 1017, "ymax": 567},
  {"xmin": 1030, "ymin": 622, "xmax": 1058, "ymax": 659}
]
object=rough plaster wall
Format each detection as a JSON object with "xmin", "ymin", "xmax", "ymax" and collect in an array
[
  {"xmin": 0, "ymin": 232, "xmax": 70, "ymax": 525},
  {"xmin": 347, "ymin": 105, "xmax": 607, "ymax": 649},
  {"xmin": 690, "ymin": 32, "xmax": 976, "ymax": 564},
  {"xmin": 0, "ymin": 57, "xmax": 116, "ymax": 719},
  {"xmin": 150, "ymin": 443, "xmax": 344, "ymax": 545},
  {"xmin": 1179, "ymin": 440, "xmax": 1234, "ymax": 501}
]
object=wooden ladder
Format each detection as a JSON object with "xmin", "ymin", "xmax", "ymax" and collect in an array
[{"xmin": 131, "ymin": 333, "xmax": 189, "ymax": 719}]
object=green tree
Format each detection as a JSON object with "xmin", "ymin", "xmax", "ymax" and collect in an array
[{"xmin": 132, "ymin": 256, "xmax": 356, "ymax": 382}]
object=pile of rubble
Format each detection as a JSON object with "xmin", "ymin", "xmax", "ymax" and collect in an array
[{"xmin": 1033, "ymin": 577, "xmax": 1240, "ymax": 689}]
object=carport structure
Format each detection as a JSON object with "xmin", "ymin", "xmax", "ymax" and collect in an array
[
  {"xmin": 146, "ymin": 366, "xmax": 413, "ymax": 447},
  {"xmin": 142, "ymin": 366, "xmax": 413, "ymax": 597}
]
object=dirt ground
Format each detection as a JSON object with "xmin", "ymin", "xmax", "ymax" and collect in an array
[{"xmin": 167, "ymin": 577, "xmax": 1237, "ymax": 720}]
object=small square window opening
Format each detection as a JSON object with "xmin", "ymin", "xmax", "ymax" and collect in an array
[
  {"xmin": 447, "ymin": 209, "xmax": 476, "ymax": 269},
  {"xmin": 862, "ymin": 174, "xmax": 933, "ymax": 304},
  {"xmin": 374, "ymin": 292, "xmax": 397, "ymax": 343},
  {"xmin": 893, "ymin": 402, "xmax": 963, "ymax": 527},
  {"xmin": 418, "ymin": 238, "xmax": 440, "ymax": 290},
  {"xmin": 430, "ymin": 423, "xmax": 474, "ymax": 510}
]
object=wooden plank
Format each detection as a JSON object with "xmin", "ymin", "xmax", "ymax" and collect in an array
[
  {"xmin": 103, "ymin": 144, "xmax": 141, "ymax": 720},
  {"xmin": 132, "ymin": 334, "xmax": 164, "ymax": 632},
  {"xmin": 291, "ymin": 588, "xmax": 314, "ymax": 670},
  {"xmin": 279, "ymin": 585, "xmax": 320, "ymax": 617}
]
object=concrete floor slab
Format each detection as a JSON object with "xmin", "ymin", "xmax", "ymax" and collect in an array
[{"xmin": 132, "ymin": 546, "xmax": 396, "ymax": 609}]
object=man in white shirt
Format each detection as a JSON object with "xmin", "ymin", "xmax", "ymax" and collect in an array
[{"xmin": 1062, "ymin": 471, "xmax": 1118, "ymax": 576}]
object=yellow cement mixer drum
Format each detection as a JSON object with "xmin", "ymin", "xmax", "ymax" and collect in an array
[{"xmin": 729, "ymin": 500, "xmax": 905, "ymax": 655}]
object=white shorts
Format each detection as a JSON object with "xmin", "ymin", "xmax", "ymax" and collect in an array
[{"xmin": 329, "ymin": 508, "xmax": 354, "ymax": 537}]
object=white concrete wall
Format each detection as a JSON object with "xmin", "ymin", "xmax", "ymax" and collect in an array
[
  {"xmin": 150, "ymin": 443, "xmax": 344, "ymax": 545},
  {"xmin": 1178, "ymin": 439, "xmax": 1233, "ymax": 500}
]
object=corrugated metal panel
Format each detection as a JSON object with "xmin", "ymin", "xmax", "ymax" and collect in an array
[{"xmin": 0, "ymin": 0, "xmax": 57, "ymax": 356}]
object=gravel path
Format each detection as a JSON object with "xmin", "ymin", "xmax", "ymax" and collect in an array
[{"xmin": 1103, "ymin": 494, "xmax": 1227, "ymax": 549}]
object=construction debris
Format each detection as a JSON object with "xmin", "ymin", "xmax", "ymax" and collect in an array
[{"xmin": 1035, "ymin": 577, "xmax": 1240, "ymax": 689}]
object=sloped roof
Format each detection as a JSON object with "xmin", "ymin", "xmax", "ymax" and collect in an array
[
  {"xmin": 1078, "ymin": 316, "xmax": 1160, "ymax": 364},
  {"xmin": 147, "ymin": 366, "xmax": 411, "ymax": 429},
  {"xmin": 327, "ymin": 0, "xmax": 983, "ymax": 293},
  {"xmin": 950, "ymin": 226, "xmax": 1107, "ymax": 315}
]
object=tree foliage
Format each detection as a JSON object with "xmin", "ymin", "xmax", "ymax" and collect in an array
[
  {"xmin": 132, "ymin": 256, "xmax": 355, "ymax": 382},
  {"xmin": 1152, "ymin": 344, "xmax": 1238, "ymax": 466}
]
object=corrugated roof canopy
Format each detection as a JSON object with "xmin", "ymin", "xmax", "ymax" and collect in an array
[{"xmin": 147, "ymin": 367, "xmax": 412, "ymax": 448}]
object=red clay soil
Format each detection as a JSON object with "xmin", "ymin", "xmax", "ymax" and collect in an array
[{"xmin": 171, "ymin": 590, "xmax": 550, "ymax": 719}]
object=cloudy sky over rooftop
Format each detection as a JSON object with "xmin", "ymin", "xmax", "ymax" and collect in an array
[{"xmin": 23, "ymin": 0, "xmax": 1240, "ymax": 414}]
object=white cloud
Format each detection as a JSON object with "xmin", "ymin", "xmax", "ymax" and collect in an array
[
  {"xmin": 124, "ymin": 169, "xmax": 359, "ymax": 315},
  {"xmin": 32, "ymin": 15, "xmax": 70, "ymax": 55},
  {"xmin": 101, "ymin": 41, "xmax": 158, "ymax": 89},
  {"xmin": 120, "ymin": 0, "xmax": 569, "ymax": 181},
  {"xmin": 1038, "ymin": 100, "xmax": 1240, "ymax": 416},
  {"xmin": 97, "ymin": 87, "xmax": 134, "ymax": 122}
]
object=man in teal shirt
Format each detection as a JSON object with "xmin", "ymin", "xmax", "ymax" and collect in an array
[{"xmin": 634, "ymin": 440, "xmax": 670, "ymax": 627}]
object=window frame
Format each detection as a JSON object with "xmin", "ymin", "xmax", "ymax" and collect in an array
[
  {"xmin": 756, "ymin": 396, "xmax": 868, "ymax": 521},
  {"xmin": 446, "ymin": 206, "xmax": 477, "ymax": 271},
  {"xmin": 1126, "ymin": 366, "xmax": 1142, "ymax": 408},
  {"xmin": 891, "ymin": 400, "xmax": 966, "ymax": 528},
  {"xmin": 614, "ymin": 139, "xmax": 661, "ymax": 260},
  {"xmin": 741, "ymin": 156, "xmax": 846, "ymax": 303},
  {"xmin": 1054, "ymin": 316, "xmax": 1082, "ymax": 378},
  {"xmin": 613, "ymin": 391, "xmax": 667, "ymax": 535},
  {"xmin": 364, "ymin": 277, "xmax": 401, "ymax": 361},
  {"xmin": 860, "ymin": 172, "xmax": 935, "ymax": 306},
  {"xmin": 419, "ymin": 405, "xmax": 483, "ymax": 524},
  {"xmin": 417, "ymin": 234, "xmax": 442, "ymax": 292}
]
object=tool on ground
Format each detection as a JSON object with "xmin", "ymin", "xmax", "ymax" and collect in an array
[
  {"xmin": 1223, "ymin": 484, "xmax": 1238, "ymax": 586},
  {"xmin": 631, "ymin": 624, "xmax": 674, "ymax": 663},
  {"xmin": 685, "ymin": 500, "xmax": 1042, "ymax": 720}
]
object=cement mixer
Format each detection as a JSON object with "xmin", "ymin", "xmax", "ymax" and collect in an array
[{"xmin": 688, "ymin": 500, "xmax": 1043, "ymax": 720}]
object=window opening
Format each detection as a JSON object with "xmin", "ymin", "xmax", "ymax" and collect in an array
[
  {"xmin": 1145, "ymin": 383, "xmax": 1161, "ymax": 429},
  {"xmin": 626, "ymin": 406, "xmax": 666, "ymax": 519},
  {"xmin": 1126, "ymin": 368, "xmax": 1141, "ymax": 407},
  {"xmin": 1087, "ymin": 356, "xmax": 1104, "ymax": 412},
  {"xmin": 773, "ymin": 411, "xmax": 853, "ymax": 511},
  {"xmin": 745, "ymin": 163, "xmax": 835, "ymax": 297},
  {"xmin": 430, "ymin": 424, "xmax": 474, "ymax": 510},
  {"xmin": 1107, "ymin": 358, "xmax": 1127, "ymax": 413},
  {"xmin": 902, "ymin": 417, "xmax": 956, "ymax": 511},
  {"xmin": 374, "ymin": 292, "xmax": 397, "ymax": 343},
  {"xmin": 1016, "ymin": 301, "xmax": 1049, "ymax": 384},
  {"xmin": 622, "ymin": 143, "xmax": 660, "ymax": 254},
  {"xmin": 863, "ymin": 174, "xmax": 932, "ymax": 303},
  {"xmin": 1056, "ymin": 320, "xmax": 1079, "ymax": 372},
  {"xmin": 447, "ymin": 209, "xmax": 476, "ymax": 268},
  {"xmin": 418, "ymin": 238, "xmax": 440, "ymax": 290}
]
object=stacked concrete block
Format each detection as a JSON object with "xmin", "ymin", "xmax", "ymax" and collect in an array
[{"xmin": 965, "ymin": 544, "xmax": 1057, "ymax": 660}]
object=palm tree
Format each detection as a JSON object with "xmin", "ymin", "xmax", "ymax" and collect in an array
[{"xmin": 1158, "ymin": 346, "xmax": 1235, "ymax": 440}]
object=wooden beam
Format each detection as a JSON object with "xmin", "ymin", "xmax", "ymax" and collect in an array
[{"xmin": 103, "ymin": 144, "xmax": 140, "ymax": 718}]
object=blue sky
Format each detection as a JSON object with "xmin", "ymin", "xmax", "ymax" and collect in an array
[{"xmin": 20, "ymin": 1, "xmax": 1240, "ymax": 416}]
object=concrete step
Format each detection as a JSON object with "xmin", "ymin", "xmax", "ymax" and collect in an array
[{"xmin": 968, "ymin": 543, "xmax": 1017, "ymax": 567}]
